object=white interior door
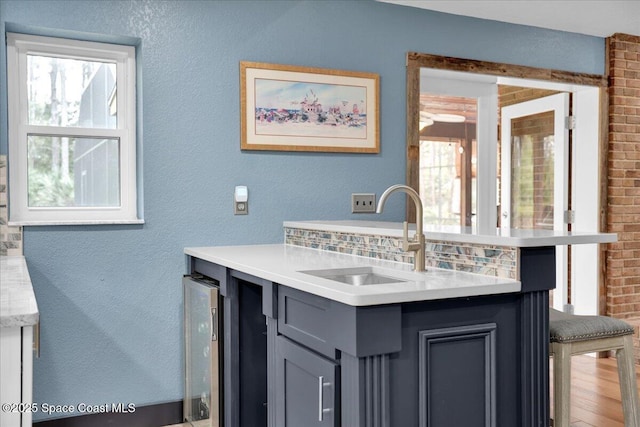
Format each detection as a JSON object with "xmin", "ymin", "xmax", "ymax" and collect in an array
[
  {"xmin": 501, "ymin": 93, "xmax": 570, "ymax": 311},
  {"xmin": 570, "ymin": 87, "xmax": 602, "ymax": 315}
]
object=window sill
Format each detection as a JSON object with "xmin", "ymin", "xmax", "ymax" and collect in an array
[{"xmin": 8, "ymin": 219, "xmax": 145, "ymax": 227}]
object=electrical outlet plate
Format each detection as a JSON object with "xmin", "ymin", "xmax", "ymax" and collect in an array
[
  {"xmin": 351, "ymin": 193, "xmax": 376, "ymax": 213},
  {"xmin": 234, "ymin": 201, "xmax": 248, "ymax": 215}
]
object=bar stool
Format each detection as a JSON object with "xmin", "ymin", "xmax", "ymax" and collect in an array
[{"xmin": 549, "ymin": 308, "xmax": 640, "ymax": 427}]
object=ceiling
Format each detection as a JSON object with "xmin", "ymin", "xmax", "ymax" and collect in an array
[{"xmin": 378, "ymin": 0, "xmax": 640, "ymax": 37}]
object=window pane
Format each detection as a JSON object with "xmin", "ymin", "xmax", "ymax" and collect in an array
[
  {"xmin": 27, "ymin": 135, "xmax": 120, "ymax": 207},
  {"xmin": 509, "ymin": 111, "xmax": 555, "ymax": 230},
  {"xmin": 27, "ymin": 55, "xmax": 117, "ymax": 128},
  {"xmin": 420, "ymin": 140, "xmax": 460, "ymax": 226}
]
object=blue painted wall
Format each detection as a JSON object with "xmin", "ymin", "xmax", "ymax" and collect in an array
[{"xmin": 0, "ymin": 0, "xmax": 604, "ymax": 420}]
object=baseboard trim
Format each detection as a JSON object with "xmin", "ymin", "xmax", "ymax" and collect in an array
[{"xmin": 33, "ymin": 400, "xmax": 182, "ymax": 427}]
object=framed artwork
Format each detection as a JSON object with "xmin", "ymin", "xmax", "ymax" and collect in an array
[{"xmin": 240, "ymin": 61, "xmax": 379, "ymax": 153}]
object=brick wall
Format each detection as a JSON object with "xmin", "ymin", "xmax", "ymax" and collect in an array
[{"xmin": 606, "ymin": 33, "xmax": 640, "ymax": 363}]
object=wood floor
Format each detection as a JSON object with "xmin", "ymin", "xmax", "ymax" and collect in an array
[
  {"xmin": 166, "ymin": 356, "xmax": 640, "ymax": 427},
  {"xmin": 553, "ymin": 355, "xmax": 640, "ymax": 427}
]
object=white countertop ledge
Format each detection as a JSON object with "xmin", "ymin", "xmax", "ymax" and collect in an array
[
  {"xmin": 284, "ymin": 220, "xmax": 617, "ymax": 247},
  {"xmin": 185, "ymin": 244, "xmax": 521, "ymax": 306},
  {"xmin": 1, "ymin": 256, "xmax": 39, "ymax": 327}
]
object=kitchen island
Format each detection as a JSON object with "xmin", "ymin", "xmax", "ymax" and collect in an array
[{"xmin": 184, "ymin": 222, "xmax": 615, "ymax": 427}]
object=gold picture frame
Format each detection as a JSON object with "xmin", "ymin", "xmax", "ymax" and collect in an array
[{"xmin": 240, "ymin": 61, "xmax": 379, "ymax": 153}]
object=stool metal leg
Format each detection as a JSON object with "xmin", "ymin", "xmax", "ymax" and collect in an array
[
  {"xmin": 552, "ymin": 343, "xmax": 572, "ymax": 427},
  {"xmin": 616, "ymin": 335, "xmax": 640, "ymax": 427}
]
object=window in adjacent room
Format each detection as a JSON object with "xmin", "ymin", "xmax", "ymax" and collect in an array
[{"xmin": 6, "ymin": 32, "xmax": 140, "ymax": 224}]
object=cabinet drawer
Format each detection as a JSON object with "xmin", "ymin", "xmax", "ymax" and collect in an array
[
  {"xmin": 277, "ymin": 285, "xmax": 402, "ymax": 358},
  {"xmin": 278, "ymin": 286, "xmax": 336, "ymax": 357}
]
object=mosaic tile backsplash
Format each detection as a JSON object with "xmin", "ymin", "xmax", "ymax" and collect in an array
[
  {"xmin": 284, "ymin": 226, "xmax": 518, "ymax": 279},
  {"xmin": 0, "ymin": 155, "xmax": 23, "ymax": 256}
]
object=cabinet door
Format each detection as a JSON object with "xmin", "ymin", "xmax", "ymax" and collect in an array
[
  {"xmin": 0, "ymin": 327, "xmax": 22, "ymax": 427},
  {"xmin": 275, "ymin": 336, "xmax": 338, "ymax": 427},
  {"xmin": 21, "ymin": 326, "xmax": 34, "ymax": 427}
]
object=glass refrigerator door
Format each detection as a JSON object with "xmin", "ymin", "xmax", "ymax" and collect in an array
[{"xmin": 184, "ymin": 277, "xmax": 220, "ymax": 427}]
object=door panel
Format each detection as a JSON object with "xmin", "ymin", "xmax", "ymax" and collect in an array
[
  {"xmin": 570, "ymin": 87, "xmax": 602, "ymax": 315},
  {"xmin": 501, "ymin": 93, "xmax": 569, "ymax": 310},
  {"xmin": 276, "ymin": 335, "xmax": 338, "ymax": 427}
]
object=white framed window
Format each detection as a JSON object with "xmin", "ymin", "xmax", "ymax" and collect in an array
[{"xmin": 6, "ymin": 32, "xmax": 141, "ymax": 225}]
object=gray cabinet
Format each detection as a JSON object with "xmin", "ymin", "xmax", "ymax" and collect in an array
[
  {"xmin": 275, "ymin": 335, "xmax": 338, "ymax": 427},
  {"xmin": 188, "ymin": 247, "xmax": 555, "ymax": 427}
]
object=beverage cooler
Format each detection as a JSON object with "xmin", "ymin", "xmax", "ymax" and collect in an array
[{"xmin": 183, "ymin": 275, "xmax": 222, "ymax": 427}]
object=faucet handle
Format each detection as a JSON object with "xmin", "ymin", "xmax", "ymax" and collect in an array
[
  {"xmin": 402, "ymin": 221, "xmax": 420, "ymax": 251},
  {"xmin": 402, "ymin": 221, "xmax": 411, "ymax": 252},
  {"xmin": 403, "ymin": 221, "xmax": 418, "ymax": 241}
]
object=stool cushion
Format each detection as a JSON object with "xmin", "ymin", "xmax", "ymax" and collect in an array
[{"xmin": 549, "ymin": 308, "xmax": 635, "ymax": 343}]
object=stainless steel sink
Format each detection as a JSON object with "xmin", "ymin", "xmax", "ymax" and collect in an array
[{"xmin": 299, "ymin": 266, "xmax": 421, "ymax": 286}]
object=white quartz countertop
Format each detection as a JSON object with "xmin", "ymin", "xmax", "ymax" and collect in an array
[
  {"xmin": 1, "ymin": 256, "xmax": 39, "ymax": 327},
  {"xmin": 284, "ymin": 220, "xmax": 618, "ymax": 247},
  {"xmin": 185, "ymin": 244, "xmax": 520, "ymax": 306}
]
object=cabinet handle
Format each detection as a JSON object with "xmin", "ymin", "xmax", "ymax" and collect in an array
[
  {"xmin": 211, "ymin": 308, "xmax": 217, "ymax": 342},
  {"xmin": 318, "ymin": 376, "xmax": 331, "ymax": 421},
  {"xmin": 34, "ymin": 321, "xmax": 41, "ymax": 358}
]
